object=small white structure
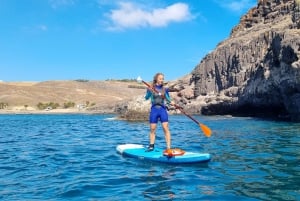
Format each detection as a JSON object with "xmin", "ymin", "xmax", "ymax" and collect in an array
[
  {"xmin": 45, "ymin": 107, "xmax": 52, "ymax": 111},
  {"xmin": 77, "ymin": 104, "xmax": 86, "ymax": 110}
]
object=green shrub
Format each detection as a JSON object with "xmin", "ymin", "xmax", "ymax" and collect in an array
[
  {"xmin": 75, "ymin": 79, "xmax": 89, "ymax": 82},
  {"xmin": 36, "ymin": 102, "xmax": 60, "ymax": 110},
  {"xmin": 63, "ymin": 101, "xmax": 75, "ymax": 108},
  {"xmin": 0, "ymin": 102, "xmax": 8, "ymax": 109}
]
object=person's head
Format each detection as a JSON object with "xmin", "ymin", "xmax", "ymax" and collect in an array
[{"xmin": 153, "ymin": 73, "xmax": 164, "ymax": 86}]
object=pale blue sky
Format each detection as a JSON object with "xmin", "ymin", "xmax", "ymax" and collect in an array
[{"xmin": 0, "ymin": 0, "xmax": 256, "ymax": 82}]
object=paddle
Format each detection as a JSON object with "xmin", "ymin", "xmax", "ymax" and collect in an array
[{"xmin": 137, "ymin": 77, "xmax": 212, "ymax": 137}]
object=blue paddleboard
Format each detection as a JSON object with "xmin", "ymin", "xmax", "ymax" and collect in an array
[{"xmin": 116, "ymin": 144, "xmax": 211, "ymax": 164}]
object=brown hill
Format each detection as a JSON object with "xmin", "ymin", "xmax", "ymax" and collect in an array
[{"xmin": 0, "ymin": 80, "xmax": 145, "ymax": 113}]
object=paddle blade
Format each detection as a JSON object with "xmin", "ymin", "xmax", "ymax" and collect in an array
[{"xmin": 199, "ymin": 123, "xmax": 212, "ymax": 137}]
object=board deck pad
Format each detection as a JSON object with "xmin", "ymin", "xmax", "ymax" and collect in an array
[{"xmin": 116, "ymin": 144, "xmax": 211, "ymax": 164}]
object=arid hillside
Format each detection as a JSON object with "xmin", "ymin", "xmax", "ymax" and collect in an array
[{"xmin": 0, "ymin": 80, "xmax": 146, "ymax": 113}]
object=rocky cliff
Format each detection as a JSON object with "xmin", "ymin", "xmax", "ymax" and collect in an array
[{"xmin": 173, "ymin": 0, "xmax": 300, "ymax": 121}]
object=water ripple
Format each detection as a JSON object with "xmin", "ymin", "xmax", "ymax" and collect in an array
[{"xmin": 0, "ymin": 114, "xmax": 299, "ymax": 200}]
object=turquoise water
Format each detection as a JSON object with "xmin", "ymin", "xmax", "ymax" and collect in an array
[{"xmin": 0, "ymin": 114, "xmax": 299, "ymax": 201}]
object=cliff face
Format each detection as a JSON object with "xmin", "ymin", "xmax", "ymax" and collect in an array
[{"xmin": 177, "ymin": 0, "xmax": 300, "ymax": 121}]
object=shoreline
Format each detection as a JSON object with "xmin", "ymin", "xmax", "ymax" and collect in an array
[{"xmin": 0, "ymin": 108, "xmax": 116, "ymax": 115}]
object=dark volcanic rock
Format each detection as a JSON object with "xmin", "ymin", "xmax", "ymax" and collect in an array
[
  {"xmin": 118, "ymin": 110, "xmax": 149, "ymax": 121},
  {"xmin": 181, "ymin": 0, "xmax": 300, "ymax": 121}
]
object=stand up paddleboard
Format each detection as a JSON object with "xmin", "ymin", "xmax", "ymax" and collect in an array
[{"xmin": 116, "ymin": 144, "xmax": 211, "ymax": 164}]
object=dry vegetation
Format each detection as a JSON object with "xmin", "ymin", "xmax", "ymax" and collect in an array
[{"xmin": 0, "ymin": 80, "xmax": 146, "ymax": 113}]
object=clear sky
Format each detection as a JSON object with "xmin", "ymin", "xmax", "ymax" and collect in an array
[{"xmin": 0, "ymin": 0, "xmax": 256, "ymax": 82}]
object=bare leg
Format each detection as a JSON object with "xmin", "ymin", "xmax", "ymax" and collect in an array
[
  {"xmin": 149, "ymin": 123, "xmax": 157, "ymax": 145},
  {"xmin": 162, "ymin": 122, "xmax": 171, "ymax": 149}
]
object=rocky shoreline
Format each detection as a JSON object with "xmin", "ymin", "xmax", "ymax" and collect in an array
[{"xmin": 170, "ymin": 0, "xmax": 300, "ymax": 122}]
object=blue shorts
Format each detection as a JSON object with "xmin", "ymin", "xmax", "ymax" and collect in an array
[{"xmin": 149, "ymin": 105, "xmax": 168, "ymax": 124}]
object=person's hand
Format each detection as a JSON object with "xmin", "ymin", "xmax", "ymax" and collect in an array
[
  {"xmin": 169, "ymin": 101, "xmax": 175, "ymax": 106},
  {"xmin": 147, "ymin": 87, "xmax": 154, "ymax": 94}
]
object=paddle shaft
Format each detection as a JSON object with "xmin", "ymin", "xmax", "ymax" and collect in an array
[
  {"xmin": 174, "ymin": 105, "xmax": 200, "ymax": 125},
  {"xmin": 142, "ymin": 80, "xmax": 199, "ymax": 125}
]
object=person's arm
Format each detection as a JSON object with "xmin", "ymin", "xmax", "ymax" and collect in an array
[
  {"xmin": 145, "ymin": 88, "xmax": 152, "ymax": 100},
  {"xmin": 164, "ymin": 88, "xmax": 174, "ymax": 105}
]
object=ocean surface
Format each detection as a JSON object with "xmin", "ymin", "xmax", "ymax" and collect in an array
[{"xmin": 0, "ymin": 114, "xmax": 299, "ymax": 201}]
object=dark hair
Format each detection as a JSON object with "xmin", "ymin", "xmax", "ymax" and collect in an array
[{"xmin": 152, "ymin": 73, "xmax": 164, "ymax": 86}]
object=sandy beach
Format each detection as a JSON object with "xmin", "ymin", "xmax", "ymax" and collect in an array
[{"xmin": 0, "ymin": 107, "xmax": 112, "ymax": 115}]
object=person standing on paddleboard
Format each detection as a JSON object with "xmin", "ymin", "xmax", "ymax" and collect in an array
[{"xmin": 144, "ymin": 73, "xmax": 174, "ymax": 152}]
